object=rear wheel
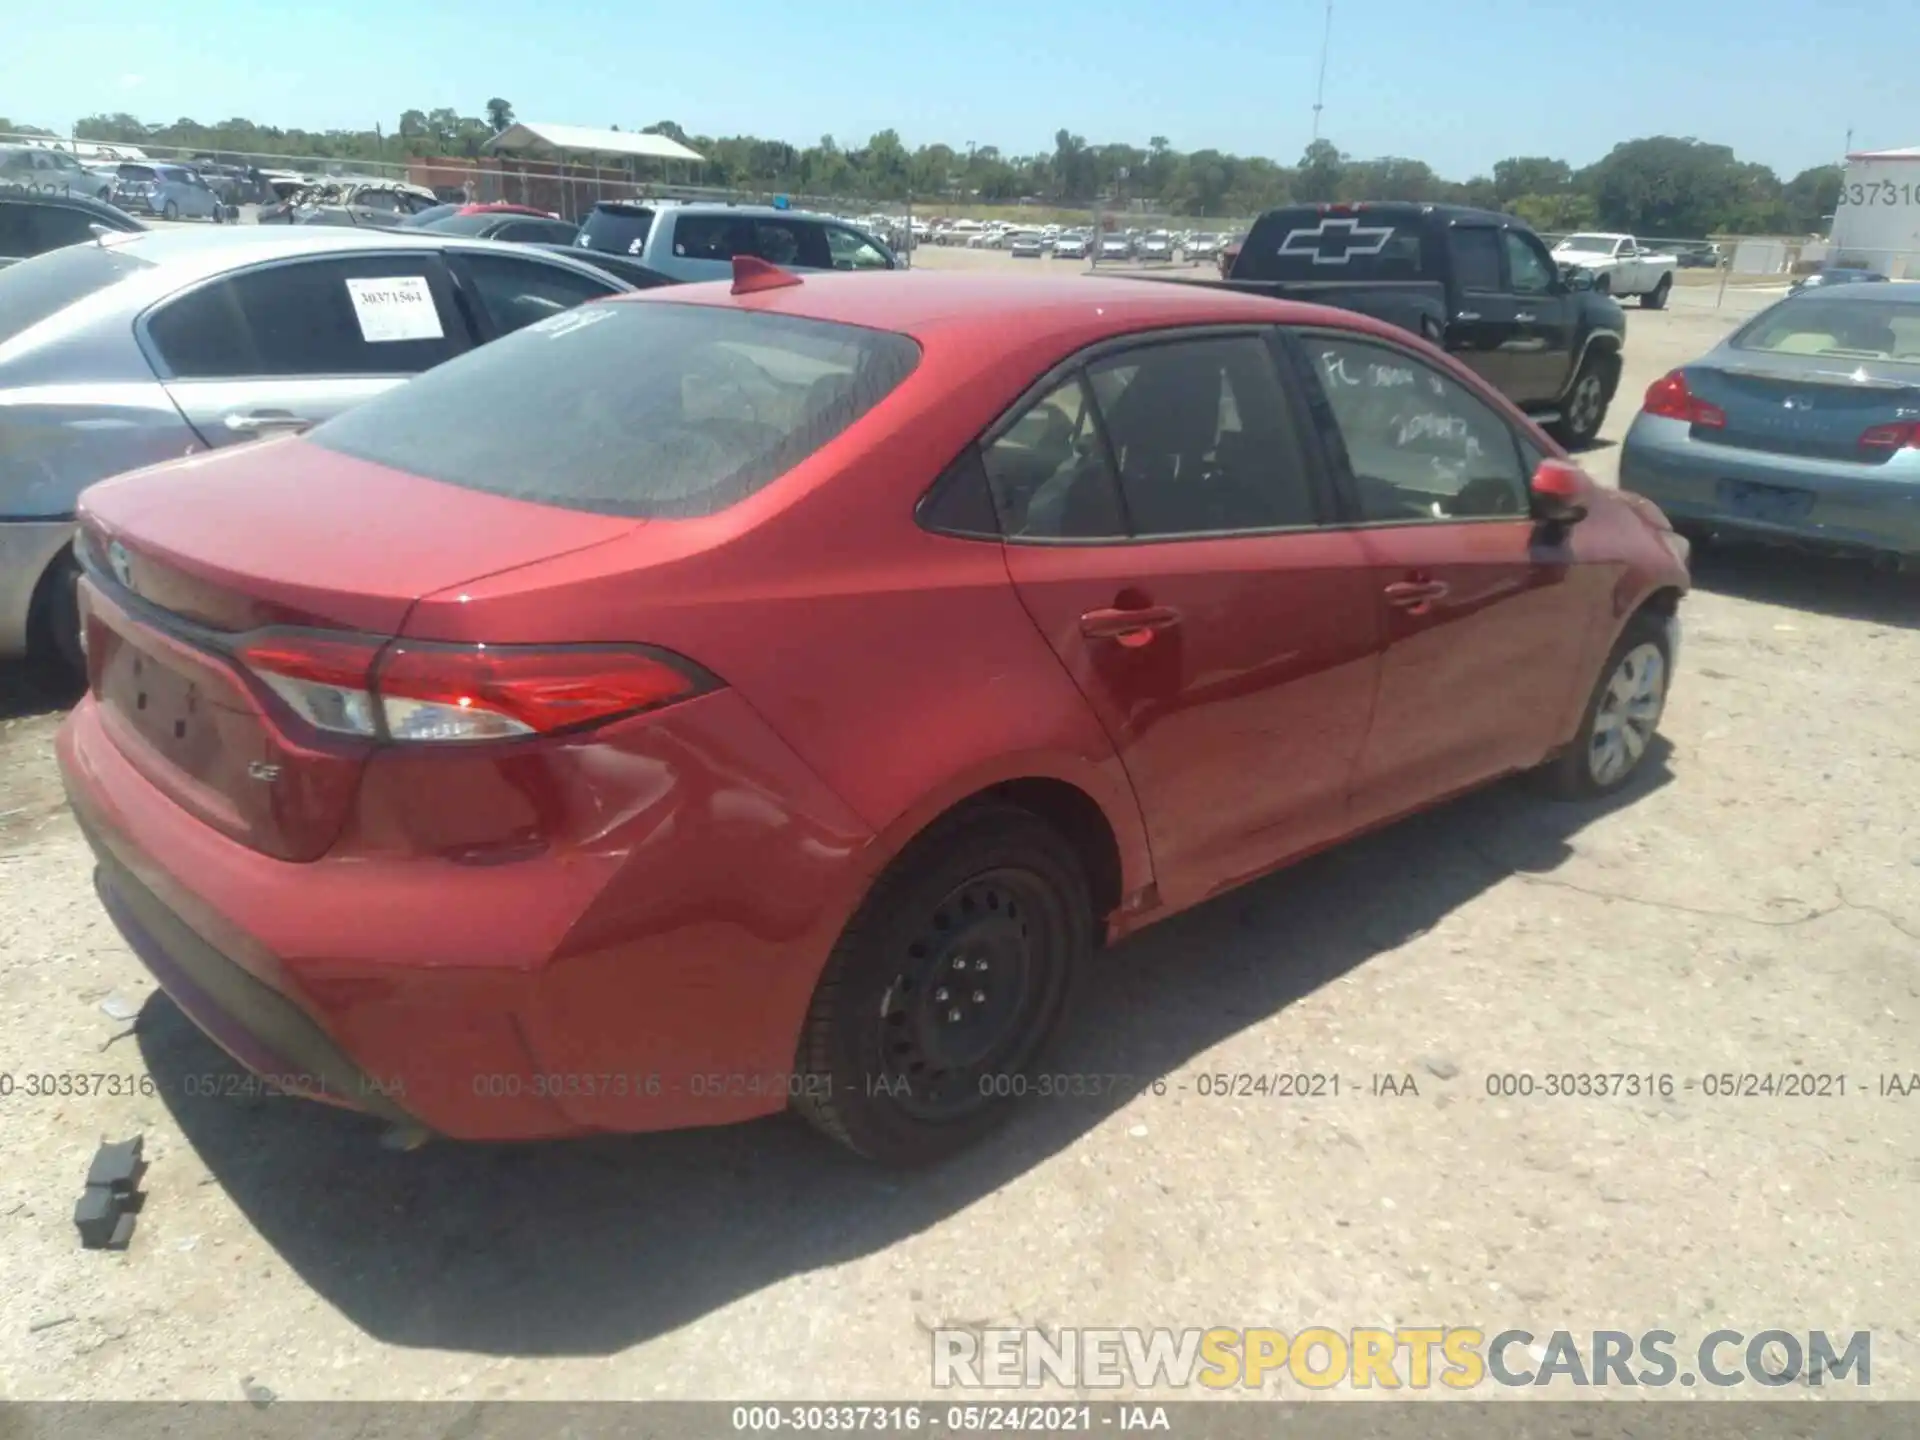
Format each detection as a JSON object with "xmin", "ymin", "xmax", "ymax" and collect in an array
[
  {"xmin": 793, "ymin": 803, "xmax": 1092, "ymax": 1165},
  {"xmin": 1547, "ymin": 353, "xmax": 1614, "ymax": 449},
  {"xmin": 162, "ymin": 199, "xmax": 179, "ymax": 221},
  {"xmin": 1593, "ymin": 272, "xmax": 1611, "ymax": 296},
  {"xmin": 1641, "ymin": 274, "xmax": 1671, "ymax": 310},
  {"xmin": 1540, "ymin": 611, "xmax": 1671, "ymax": 800}
]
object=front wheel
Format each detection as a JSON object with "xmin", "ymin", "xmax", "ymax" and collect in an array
[
  {"xmin": 1539, "ymin": 612, "xmax": 1672, "ymax": 800},
  {"xmin": 1592, "ymin": 272, "xmax": 1611, "ymax": 295},
  {"xmin": 793, "ymin": 803, "xmax": 1091, "ymax": 1165},
  {"xmin": 1641, "ymin": 274, "xmax": 1671, "ymax": 309}
]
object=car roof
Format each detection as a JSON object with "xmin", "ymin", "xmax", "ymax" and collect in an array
[
  {"xmin": 0, "ymin": 191, "xmax": 145, "ymax": 227},
  {"xmin": 624, "ymin": 270, "xmax": 1395, "ymax": 351},
  {"xmin": 593, "ymin": 198, "xmax": 841, "ymax": 223},
  {"xmin": 1785, "ymin": 280, "xmax": 1913, "ymax": 302}
]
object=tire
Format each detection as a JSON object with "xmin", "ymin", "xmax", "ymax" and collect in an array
[
  {"xmin": 1547, "ymin": 352, "xmax": 1614, "ymax": 450},
  {"xmin": 1539, "ymin": 610, "xmax": 1672, "ymax": 801},
  {"xmin": 1641, "ymin": 274, "xmax": 1671, "ymax": 310},
  {"xmin": 1592, "ymin": 272, "xmax": 1611, "ymax": 295},
  {"xmin": 28, "ymin": 549, "xmax": 85, "ymax": 689},
  {"xmin": 162, "ymin": 199, "xmax": 179, "ymax": 221},
  {"xmin": 793, "ymin": 802, "xmax": 1093, "ymax": 1165}
]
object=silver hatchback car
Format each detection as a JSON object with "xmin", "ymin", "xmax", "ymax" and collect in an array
[
  {"xmin": 1619, "ymin": 285, "xmax": 1920, "ymax": 565},
  {"xmin": 0, "ymin": 226, "xmax": 632, "ymax": 675}
]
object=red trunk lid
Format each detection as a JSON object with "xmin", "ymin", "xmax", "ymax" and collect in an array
[{"xmin": 76, "ymin": 437, "xmax": 639, "ymax": 861}]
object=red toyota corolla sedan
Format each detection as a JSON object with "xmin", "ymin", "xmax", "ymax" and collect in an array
[{"xmin": 58, "ymin": 263, "xmax": 1690, "ymax": 1164}]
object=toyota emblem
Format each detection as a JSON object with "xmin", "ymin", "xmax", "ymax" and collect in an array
[{"xmin": 107, "ymin": 541, "xmax": 133, "ymax": 589}]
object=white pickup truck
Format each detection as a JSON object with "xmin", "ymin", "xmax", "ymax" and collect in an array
[{"xmin": 1550, "ymin": 233, "xmax": 1678, "ymax": 308}]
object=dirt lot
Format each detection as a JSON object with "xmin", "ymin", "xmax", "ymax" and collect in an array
[{"xmin": 1, "ymin": 257, "xmax": 1915, "ymax": 1404}]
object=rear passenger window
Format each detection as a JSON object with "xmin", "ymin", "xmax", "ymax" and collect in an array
[
  {"xmin": 455, "ymin": 253, "xmax": 620, "ymax": 336},
  {"xmin": 146, "ymin": 257, "xmax": 463, "ymax": 378},
  {"xmin": 1087, "ymin": 336, "xmax": 1319, "ymax": 536},
  {"xmin": 1448, "ymin": 228, "xmax": 1504, "ymax": 292},
  {"xmin": 983, "ymin": 375, "xmax": 1126, "ymax": 539},
  {"xmin": 28, "ymin": 205, "xmax": 99, "ymax": 254}
]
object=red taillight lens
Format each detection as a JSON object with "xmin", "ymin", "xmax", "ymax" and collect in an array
[
  {"xmin": 1642, "ymin": 370, "xmax": 1725, "ymax": 429},
  {"xmin": 1860, "ymin": 421, "xmax": 1920, "ymax": 451},
  {"xmin": 376, "ymin": 644, "xmax": 704, "ymax": 742},
  {"xmin": 236, "ymin": 633, "xmax": 707, "ymax": 744}
]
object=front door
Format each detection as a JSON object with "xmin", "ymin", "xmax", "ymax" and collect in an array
[
  {"xmin": 1285, "ymin": 330, "xmax": 1599, "ymax": 828},
  {"xmin": 140, "ymin": 253, "xmax": 471, "ymax": 448},
  {"xmin": 989, "ymin": 331, "xmax": 1383, "ymax": 909},
  {"xmin": 1441, "ymin": 224, "xmax": 1524, "ymax": 393},
  {"xmin": 1501, "ymin": 229, "xmax": 1579, "ymax": 404}
]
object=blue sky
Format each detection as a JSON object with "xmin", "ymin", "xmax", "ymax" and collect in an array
[{"xmin": 4, "ymin": 0, "xmax": 1909, "ymax": 178}]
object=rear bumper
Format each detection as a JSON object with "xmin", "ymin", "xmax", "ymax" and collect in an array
[
  {"xmin": 1620, "ymin": 414, "xmax": 1920, "ymax": 557},
  {"xmin": 57, "ymin": 686, "xmax": 879, "ymax": 1141},
  {"xmin": 0, "ymin": 518, "xmax": 75, "ymax": 659}
]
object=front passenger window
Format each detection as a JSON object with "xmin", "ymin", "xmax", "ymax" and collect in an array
[
  {"xmin": 1307, "ymin": 336, "xmax": 1529, "ymax": 523},
  {"xmin": 1503, "ymin": 232, "xmax": 1556, "ymax": 295}
]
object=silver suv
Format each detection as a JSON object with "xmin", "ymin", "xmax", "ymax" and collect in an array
[{"xmin": 573, "ymin": 200, "xmax": 896, "ymax": 282}]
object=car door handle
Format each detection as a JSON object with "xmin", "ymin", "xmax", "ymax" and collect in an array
[
  {"xmin": 223, "ymin": 410, "xmax": 313, "ymax": 435},
  {"xmin": 1456, "ymin": 311, "xmax": 1482, "ymax": 321},
  {"xmin": 1080, "ymin": 605, "xmax": 1183, "ymax": 646},
  {"xmin": 1383, "ymin": 580, "xmax": 1450, "ymax": 608},
  {"xmin": 1514, "ymin": 311, "xmax": 1536, "ymax": 323}
]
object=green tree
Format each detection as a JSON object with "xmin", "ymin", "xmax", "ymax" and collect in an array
[
  {"xmin": 485, "ymin": 98, "xmax": 515, "ymax": 134},
  {"xmin": 1296, "ymin": 138, "xmax": 1344, "ymax": 202},
  {"xmin": 1492, "ymin": 156, "xmax": 1572, "ymax": 206}
]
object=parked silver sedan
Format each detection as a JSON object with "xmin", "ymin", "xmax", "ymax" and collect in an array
[
  {"xmin": 0, "ymin": 226, "xmax": 633, "ymax": 676},
  {"xmin": 1619, "ymin": 285, "xmax": 1920, "ymax": 565}
]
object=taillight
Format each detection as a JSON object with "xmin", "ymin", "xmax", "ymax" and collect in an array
[
  {"xmin": 1642, "ymin": 370, "xmax": 1725, "ymax": 429},
  {"xmin": 235, "ymin": 632, "xmax": 709, "ymax": 744},
  {"xmin": 1859, "ymin": 421, "xmax": 1920, "ymax": 451}
]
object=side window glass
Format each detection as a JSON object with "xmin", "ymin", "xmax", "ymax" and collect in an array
[
  {"xmin": 1503, "ymin": 232, "xmax": 1555, "ymax": 295},
  {"xmin": 982, "ymin": 374, "xmax": 1125, "ymax": 539},
  {"xmin": 0, "ymin": 203, "xmax": 34, "ymax": 256},
  {"xmin": 148, "ymin": 259, "xmax": 459, "ymax": 378},
  {"xmin": 673, "ymin": 214, "xmax": 750, "ymax": 261},
  {"xmin": 752, "ymin": 220, "xmax": 831, "ymax": 269},
  {"xmin": 458, "ymin": 253, "xmax": 619, "ymax": 336},
  {"xmin": 28, "ymin": 204, "xmax": 97, "ymax": 253},
  {"xmin": 827, "ymin": 227, "xmax": 891, "ymax": 269},
  {"xmin": 1085, "ymin": 335, "xmax": 1318, "ymax": 536},
  {"xmin": 1448, "ymin": 228, "xmax": 1504, "ymax": 293},
  {"xmin": 1307, "ymin": 336, "xmax": 1529, "ymax": 522}
]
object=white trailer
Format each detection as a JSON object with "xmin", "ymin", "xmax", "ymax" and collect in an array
[{"xmin": 1831, "ymin": 146, "xmax": 1920, "ymax": 277}]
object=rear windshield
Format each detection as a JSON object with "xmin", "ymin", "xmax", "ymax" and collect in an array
[
  {"xmin": 577, "ymin": 205, "xmax": 654, "ymax": 256},
  {"xmin": 307, "ymin": 301, "xmax": 921, "ymax": 518},
  {"xmin": 1734, "ymin": 298, "xmax": 1920, "ymax": 364},
  {"xmin": 1240, "ymin": 212, "xmax": 1425, "ymax": 280},
  {"xmin": 0, "ymin": 240, "xmax": 151, "ymax": 343}
]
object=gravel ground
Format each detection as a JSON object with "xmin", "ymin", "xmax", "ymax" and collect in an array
[{"xmin": 0, "ymin": 261, "xmax": 1915, "ymax": 1404}]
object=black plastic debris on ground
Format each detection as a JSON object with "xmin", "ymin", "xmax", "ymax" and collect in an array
[{"xmin": 74, "ymin": 1136, "xmax": 147, "ymax": 1250}]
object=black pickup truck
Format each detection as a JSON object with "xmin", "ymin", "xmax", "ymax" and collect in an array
[{"xmin": 1217, "ymin": 202, "xmax": 1628, "ymax": 448}]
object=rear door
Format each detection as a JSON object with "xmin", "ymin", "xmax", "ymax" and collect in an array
[
  {"xmin": 141, "ymin": 252, "xmax": 474, "ymax": 447},
  {"xmin": 1285, "ymin": 329, "xmax": 1603, "ymax": 826},
  {"xmin": 992, "ymin": 329, "xmax": 1382, "ymax": 910}
]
